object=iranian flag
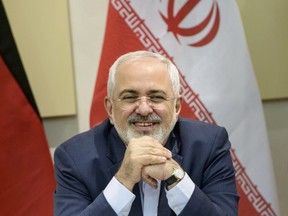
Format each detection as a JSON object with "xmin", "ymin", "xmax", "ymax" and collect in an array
[{"xmin": 70, "ymin": 0, "xmax": 279, "ymax": 215}]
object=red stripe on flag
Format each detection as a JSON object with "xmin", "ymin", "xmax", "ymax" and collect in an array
[{"xmin": 0, "ymin": 57, "xmax": 55, "ymax": 215}]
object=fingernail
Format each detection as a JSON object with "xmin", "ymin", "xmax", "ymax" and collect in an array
[
  {"xmin": 167, "ymin": 150, "xmax": 172, "ymax": 157},
  {"xmin": 161, "ymin": 156, "xmax": 167, "ymax": 161}
]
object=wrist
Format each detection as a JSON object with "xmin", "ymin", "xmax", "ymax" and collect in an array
[
  {"xmin": 115, "ymin": 172, "xmax": 135, "ymax": 191},
  {"xmin": 164, "ymin": 167, "xmax": 185, "ymax": 190}
]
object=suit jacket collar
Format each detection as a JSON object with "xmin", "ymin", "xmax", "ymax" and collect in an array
[{"xmin": 106, "ymin": 126, "xmax": 126, "ymax": 179}]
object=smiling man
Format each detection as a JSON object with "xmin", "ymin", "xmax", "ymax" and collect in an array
[{"xmin": 54, "ymin": 51, "xmax": 239, "ymax": 216}]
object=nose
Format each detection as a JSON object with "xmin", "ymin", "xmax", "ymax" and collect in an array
[{"xmin": 135, "ymin": 97, "xmax": 153, "ymax": 116}]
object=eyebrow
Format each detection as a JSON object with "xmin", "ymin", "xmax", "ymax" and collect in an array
[
  {"xmin": 118, "ymin": 89, "xmax": 138, "ymax": 98},
  {"xmin": 148, "ymin": 90, "xmax": 167, "ymax": 95},
  {"xmin": 118, "ymin": 89, "xmax": 167, "ymax": 97}
]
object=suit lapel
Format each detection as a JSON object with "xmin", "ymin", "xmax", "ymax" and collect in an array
[
  {"xmin": 106, "ymin": 127, "xmax": 126, "ymax": 179},
  {"xmin": 158, "ymin": 182, "xmax": 171, "ymax": 215},
  {"xmin": 129, "ymin": 183, "xmax": 143, "ymax": 216}
]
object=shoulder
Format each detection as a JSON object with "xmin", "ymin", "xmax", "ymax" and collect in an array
[
  {"xmin": 176, "ymin": 117, "xmax": 227, "ymax": 137},
  {"xmin": 175, "ymin": 117, "xmax": 230, "ymax": 151},
  {"xmin": 175, "ymin": 118, "xmax": 232, "ymax": 181},
  {"xmin": 54, "ymin": 119, "xmax": 113, "ymax": 160}
]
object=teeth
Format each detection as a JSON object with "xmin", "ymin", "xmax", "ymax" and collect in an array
[{"xmin": 134, "ymin": 122, "xmax": 153, "ymax": 127}]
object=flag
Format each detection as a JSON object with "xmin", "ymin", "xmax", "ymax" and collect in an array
[
  {"xmin": 72, "ymin": 0, "xmax": 279, "ymax": 215},
  {"xmin": 0, "ymin": 2, "xmax": 55, "ymax": 215}
]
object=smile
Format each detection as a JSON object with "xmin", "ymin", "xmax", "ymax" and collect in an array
[
  {"xmin": 133, "ymin": 122, "xmax": 156, "ymax": 127},
  {"xmin": 130, "ymin": 120, "xmax": 160, "ymax": 132}
]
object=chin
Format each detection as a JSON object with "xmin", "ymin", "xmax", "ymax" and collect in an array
[{"xmin": 131, "ymin": 129, "xmax": 167, "ymax": 145}]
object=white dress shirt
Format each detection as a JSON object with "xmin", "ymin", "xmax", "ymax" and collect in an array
[{"xmin": 103, "ymin": 173, "xmax": 195, "ymax": 216}]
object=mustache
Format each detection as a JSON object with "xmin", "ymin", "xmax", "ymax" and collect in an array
[{"xmin": 127, "ymin": 114, "xmax": 162, "ymax": 123}]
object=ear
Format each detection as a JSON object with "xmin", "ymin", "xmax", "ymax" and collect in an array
[
  {"xmin": 104, "ymin": 97, "xmax": 114, "ymax": 124},
  {"xmin": 175, "ymin": 95, "xmax": 182, "ymax": 117}
]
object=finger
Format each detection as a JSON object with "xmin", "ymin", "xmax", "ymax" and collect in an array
[
  {"xmin": 136, "ymin": 154, "xmax": 167, "ymax": 166},
  {"xmin": 131, "ymin": 143, "xmax": 172, "ymax": 159},
  {"xmin": 142, "ymin": 171, "xmax": 158, "ymax": 189},
  {"xmin": 143, "ymin": 147, "xmax": 172, "ymax": 159},
  {"xmin": 129, "ymin": 136, "xmax": 172, "ymax": 158}
]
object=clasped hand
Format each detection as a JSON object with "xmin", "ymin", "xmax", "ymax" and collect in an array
[{"xmin": 115, "ymin": 136, "xmax": 180, "ymax": 191}]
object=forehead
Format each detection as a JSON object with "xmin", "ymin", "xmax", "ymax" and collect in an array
[
  {"xmin": 114, "ymin": 57, "xmax": 172, "ymax": 95},
  {"xmin": 118, "ymin": 56, "xmax": 165, "ymax": 71}
]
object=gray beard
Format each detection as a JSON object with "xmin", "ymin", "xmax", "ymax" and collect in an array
[{"xmin": 114, "ymin": 114, "xmax": 177, "ymax": 146}]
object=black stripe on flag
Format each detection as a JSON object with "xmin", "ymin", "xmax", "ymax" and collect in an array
[{"xmin": 0, "ymin": 1, "xmax": 40, "ymax": 118}]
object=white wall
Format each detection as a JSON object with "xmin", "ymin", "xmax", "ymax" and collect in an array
[{"xmin": 263, "ymin": 100, "xmax": 288, "ymax": 216}]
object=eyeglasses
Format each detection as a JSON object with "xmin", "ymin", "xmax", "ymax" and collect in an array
[{"xmin": 110, "ymin": 95, "xmax": 177, "ymax": 110}]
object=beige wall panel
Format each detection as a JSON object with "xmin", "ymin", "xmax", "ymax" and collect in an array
[
  {"xmin": 3, "ymin": 0, "xmax": 76, "ymax": 117},
  {"xmin": 238, "ymin": 0, "xmax": 288, "ymax": 100}
]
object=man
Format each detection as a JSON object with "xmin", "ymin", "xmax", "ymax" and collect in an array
[{"xmin": 54, "ymin": 50, "xmax": 239, "ymax": 215}]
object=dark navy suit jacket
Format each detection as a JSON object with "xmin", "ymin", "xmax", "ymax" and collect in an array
[{"xmin": 54, "ymin": 118, "xmax": 239, "ymax": 215}]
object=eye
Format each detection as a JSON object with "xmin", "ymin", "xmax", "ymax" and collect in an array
[
  {"xmin": 121, "ymin": 95, "xmax": 138, "ymax": 103},
  {"xmin": 149, "ymin": 95, "xmax": 166, "ymax": 103}
]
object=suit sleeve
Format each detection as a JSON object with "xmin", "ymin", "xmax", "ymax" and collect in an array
[
  {"xmin": 179, "ymin": 127, "xmax": 239, "ymax": 216},
  {"xmin": 54, "ymin": 145, "xmax": 117, "ymax": 216}
]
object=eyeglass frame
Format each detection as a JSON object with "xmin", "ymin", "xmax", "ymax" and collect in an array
[{"xmin": 109, "ymin": 95, "xmax": 179, "ymax": 110}]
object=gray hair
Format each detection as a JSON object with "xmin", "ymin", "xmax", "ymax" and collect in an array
[{"xmin": 107, "ymin": 50, "xmax": 180, "ymax": 97}]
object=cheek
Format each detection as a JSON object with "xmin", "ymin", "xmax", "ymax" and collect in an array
[
  {"xmin": 154, "ymin": 108, "xmax": 171, "ymax": 121},
  {"xmin": 156, "ymin": 105, "xmax": 176, "ymax": 122},
  {"xmin": 112, "ymin": 109, "xmax": 133, "ymax": 125}
]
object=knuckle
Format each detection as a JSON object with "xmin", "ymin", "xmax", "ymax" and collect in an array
[
  {"xmin": 142, "ymin": 167, "xmax": 148, "ymax": 175},
  {"xmin": 148, "ymin": 148, "xmax": 157, "ymax": 155}
]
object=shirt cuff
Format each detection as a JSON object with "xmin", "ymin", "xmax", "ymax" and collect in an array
[
  {"xmin": 166, "ymin": 173, "xmax": 195, "ymax": 215},
  {"xmin": 103, "ymin": 177, "xmax": 135, "ymax": 216}
]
